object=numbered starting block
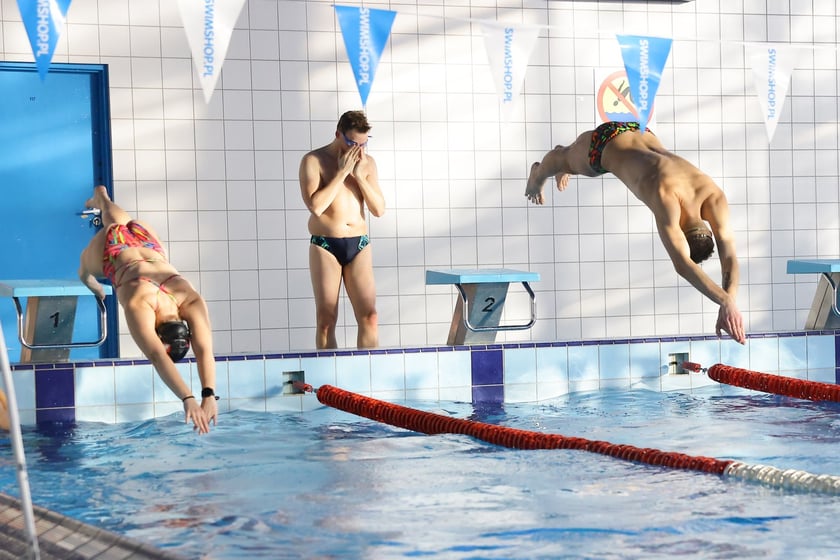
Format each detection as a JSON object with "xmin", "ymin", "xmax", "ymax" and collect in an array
[
  {"xmin": 0, "ymin": 279, "xmax": 112, "ymax": 363},
  {"xmin": 786, "ymin": 259, "xmax": 840, "ymax": 329},
  {"xmin": 425, "ymin": 268, "xmax": 539, "ymax": 345}
]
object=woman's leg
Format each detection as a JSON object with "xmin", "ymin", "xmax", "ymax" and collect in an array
[{"xmin": 87, "ymin": 185, "xmax": 132, "ymax": 227}]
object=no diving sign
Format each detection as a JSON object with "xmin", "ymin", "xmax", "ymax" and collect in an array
[{"xmin": 595, "ymin": 69, "xmax": 655, "ymax": 125}]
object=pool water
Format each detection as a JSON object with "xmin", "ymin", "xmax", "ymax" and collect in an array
[{"xmin": 2, "ymin": 386, "xmax": 840, "ymax": 559}]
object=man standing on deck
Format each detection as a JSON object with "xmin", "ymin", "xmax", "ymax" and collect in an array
[
  {"xmin": 298, "ymin": 111, "xmax": 386, "ymax": 349},
  {"xmin": 525, "ymin": 121, "xmax": 745, "ymax": 344}
]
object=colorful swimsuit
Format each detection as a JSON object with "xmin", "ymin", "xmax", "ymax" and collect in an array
[
  {"xmin": 310, "ymin": 235, "xmax": 370, "ymax": 266},
  {"xmin": 588, "ymin": 121, "xmax": 649, "ymax": 175},
  {"xmin": 102, "ymin": 221, "xmax": 166, "ymax": 286},
  {"xmin": 138, "ymin": 274, "xmax": 181, "ymax": 310}
]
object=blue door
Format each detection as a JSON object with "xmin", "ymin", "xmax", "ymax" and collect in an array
[{"xmin": 0, "ymin": 62, "xmax": 117, "ymax": 361}]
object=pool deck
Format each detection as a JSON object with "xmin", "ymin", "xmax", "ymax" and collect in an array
[{"xmin": 0, "ymin": 492, "xmax": 185, "ymax": 560}]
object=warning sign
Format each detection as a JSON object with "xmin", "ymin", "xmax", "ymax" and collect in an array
[{"xmin": 595, "ymin": 70, "xmax": 654, "ymax": 125}]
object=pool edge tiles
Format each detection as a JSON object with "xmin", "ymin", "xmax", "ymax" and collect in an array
[
  {"xmin": 5, "ymin": 330, "xmax": 840, "ymax": 424},
  {"xmin": 0, "ymin": 491, "xmax": 187, "ymax": 560}
]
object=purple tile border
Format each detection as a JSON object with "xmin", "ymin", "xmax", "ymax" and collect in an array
[
  {"xmin": 835, "ymin": 334, "xmax": 840, "ymax": 384},
  {"xmin": 471, "ymin": 349, "xmax": 503, "ymax": 403},
  {"xmin": 35, "ymin": 367, "xmax": 74, "ymax": 409},
  {"xmin": 472, "ymin": 384, "xmax": 504, "ymax": 404},
  {"xmin": 35, "ymin": 366, "xmax": 75, "ymax": 424}
]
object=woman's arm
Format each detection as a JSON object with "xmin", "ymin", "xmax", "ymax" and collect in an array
[
  {"xmin": 123, "ymin": 300, "xmax": 212, "ymax": 433},
  {"xmin": 78, "ymin": 240, "xmax": 107, "ymax": 299},
  {"xmin": 180, "ymin": 293, "xmax": 219, "ymax": 425}
]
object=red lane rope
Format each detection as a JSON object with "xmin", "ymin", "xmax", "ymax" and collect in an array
[
  {"xmin": 707, "ymin": 364, "xmax": 840, "ymax": 402},
  {"xmin": 315, "ymin": 384, "xmax": 733, "ymax": 475}
]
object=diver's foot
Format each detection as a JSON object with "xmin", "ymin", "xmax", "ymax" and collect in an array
[
  {"xmin": 86, "ymin": 185, "xmax": 109, "ymax": 209},
  {"xmin": 555, "ymin": 173, "xmax": 570, "ymax": 191},
  {"xmin": 525, "ymin": 162, "xmax": 546, "ymax": 205}
]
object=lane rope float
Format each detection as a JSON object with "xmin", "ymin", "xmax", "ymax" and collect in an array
[{"xmin": 292, "ymin": 381, "xmax": 840, "ymax": 494}]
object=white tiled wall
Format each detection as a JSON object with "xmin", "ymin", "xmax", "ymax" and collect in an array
[{"xmin": 1, "ymin": 0, "xmax": 838, "ymax": 355}]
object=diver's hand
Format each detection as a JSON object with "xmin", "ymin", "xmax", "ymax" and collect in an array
[
  {"xmin": 716, "ymin": 300, "xmax": 746, "ymax": 345},
  {"xmin": 183, "ymin": 397, "xmax": 211, "ymax": 434},
  {"xmin": 201, "ymin": 395, "xmax": 219, "ymax": 428}
]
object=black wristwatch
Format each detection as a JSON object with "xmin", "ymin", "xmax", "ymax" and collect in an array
[{"xmin": 201, "ymin": 387, "xmax": 220, "ymax": 401}]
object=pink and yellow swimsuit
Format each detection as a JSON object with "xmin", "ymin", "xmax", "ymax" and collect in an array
[{"xmin": 102, "ymin": 221, "xmax": 166, "ymax": 287}]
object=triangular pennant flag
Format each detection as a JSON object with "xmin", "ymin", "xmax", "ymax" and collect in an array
[
  {"xmin": 616, "ymin": 34, "xmax": 672, "ymax": 131},
  {"xmin": 746, "ymin": 43, "xmax": 802, "ymax": 143},
  {"xmin": 17, "ymin": 0, "xmax": 72, "ymax": 80},
  {"xmin": 335, "ymin": 5, "xmax": 397, "ymax": 107},
  {"xmin": 479, "ymin": 22, "xmax": 541, "ymax": 120},
  {"xmin": 177, "ymin": 0, "xmax": 247, "ymax": 103}
]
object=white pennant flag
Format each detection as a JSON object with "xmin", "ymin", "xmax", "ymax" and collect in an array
[
  {"xmin": 479, "ymin": 21, "xmax": 541, "ymax": 120},
  {"xmin": 177, "ymin": 0, "xmax": 247, "ymax": 103},
  {"xmin": 746, "ymin": 43, "xmax": 803, "ymax": 143}
]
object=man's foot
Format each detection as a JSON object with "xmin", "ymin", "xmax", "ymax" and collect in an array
[
  {"xmin": 555, "ymin": 173, "xmax": 570, "ymax": 191},
  {"xmin": 525, "ymin": 162, "xmax": 546, "ymax": 205}
]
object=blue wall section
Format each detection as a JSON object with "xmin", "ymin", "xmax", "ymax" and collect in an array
[{"xmin": 0, "ymin": 63, "xmax": 115, "ymax": 361}]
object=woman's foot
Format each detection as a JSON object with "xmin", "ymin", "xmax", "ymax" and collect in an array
[{"xmin": 86, "ymin": 185, "xmax": 110, "ymax": 209}]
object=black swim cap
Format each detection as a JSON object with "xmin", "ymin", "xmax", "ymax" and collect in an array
[{"xmin": 156, "ymin": 321, "xmax": 191, "ymax": 362}]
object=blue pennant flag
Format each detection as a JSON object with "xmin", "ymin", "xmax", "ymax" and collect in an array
[
  {"xmin": 17, "ymin": 0, "xmax": 73, "ymax": 80},
  {"xmin": 616, "ymin": 34, "xmax": 672, "ymax": 131},
  {"xmin": 335, "ymin": 5, "xmax": 397, "ymax": 107}
]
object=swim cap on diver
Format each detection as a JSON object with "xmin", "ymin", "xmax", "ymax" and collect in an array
[{"xmin": 156, "ymin": 320, "xmax": 191, "ymax": 362}]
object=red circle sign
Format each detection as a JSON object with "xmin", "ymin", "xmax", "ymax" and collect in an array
[{"xmin": 597, "ymin": 70, "xmax": 652, "ymax": 123}]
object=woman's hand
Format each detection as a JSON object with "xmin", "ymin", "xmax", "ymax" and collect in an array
[
  {"xmin": 201, "ymin": 395, "xmax": 219, "ymax": 428},
  {"xmin": 183, "ymin": 397, "xmax": 212, "ymax": 434}
]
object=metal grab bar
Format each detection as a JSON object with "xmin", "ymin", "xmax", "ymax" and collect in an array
[
  {"xmin": 0, "ymin": 323, "xmax": 41, "ymax": 559},
  {"xmin": 12, "ymin": 295, "xmax": 108, "ymax": 349},
  {"xmin": 454, "ymin": 281, "xmax": 537, "ymax": 332},
  {"xmin": 817, "ymin": 272, "xmax": 840, "ymax": 317}
]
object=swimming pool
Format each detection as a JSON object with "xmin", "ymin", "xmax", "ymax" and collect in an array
[{"xmin": 2, "ymin": 384, "xmax": 839, "ymax": 559}]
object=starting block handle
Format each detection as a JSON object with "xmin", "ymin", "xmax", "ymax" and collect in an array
[
  {"xmin": 0, "ymin": 280, "xmax": 112, "ymax": 354},
  {"xmin": 819, "ymin": 273, "xmax": 840, "ymax": 317},
  {"xmin": 455, "ymin": 281, "xmax": 537, "ymax": 332},
  {"xmin": 13, "ymin": 296, "xmax": 108, "ymax": 349},
  {"xmin": 786, "ymin": 260, "xmax": 840, "ymax": 327}
]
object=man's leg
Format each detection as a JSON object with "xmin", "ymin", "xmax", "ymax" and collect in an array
[
  {"xmin": 525, "ymin": 130, "xmax": 596, "ymax": 204},
  {"xmin": 309, "ymin": 244, "xmax": 343, "ymax": 349},
  {"xmin": 342, "ymin": 247, "xmax": 378, "ymax": 349}
]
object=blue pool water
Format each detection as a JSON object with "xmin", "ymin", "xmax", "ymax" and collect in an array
[{"xmin": 2, "ymin": 385, "xmax": 840, "ymax": 559}]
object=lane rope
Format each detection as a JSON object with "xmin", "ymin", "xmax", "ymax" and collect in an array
[{"xmin": 292, "ymin": 381, "xmax": 840, "ymax": 494}]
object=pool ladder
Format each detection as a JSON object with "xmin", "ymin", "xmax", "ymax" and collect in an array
[{"xmin": 0, "ymin": 323, "xmax": 41, "ymax": 559}]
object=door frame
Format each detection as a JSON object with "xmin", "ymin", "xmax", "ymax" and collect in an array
[{"xmin": 0, "ymin": 61, "xmax": 118, "ymax": 359}]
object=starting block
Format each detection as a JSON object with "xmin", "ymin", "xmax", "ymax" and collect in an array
[
  {"xmin": 426, "ymin": 268, "xmax": 539, "ymax": 345},
  {"xmin": 0, "ymin": 279, "xmax": 112, "ymax": 362},
  {"xmin": 786, "ymin": 259, "xmax": 840, "ymax": 329}
]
